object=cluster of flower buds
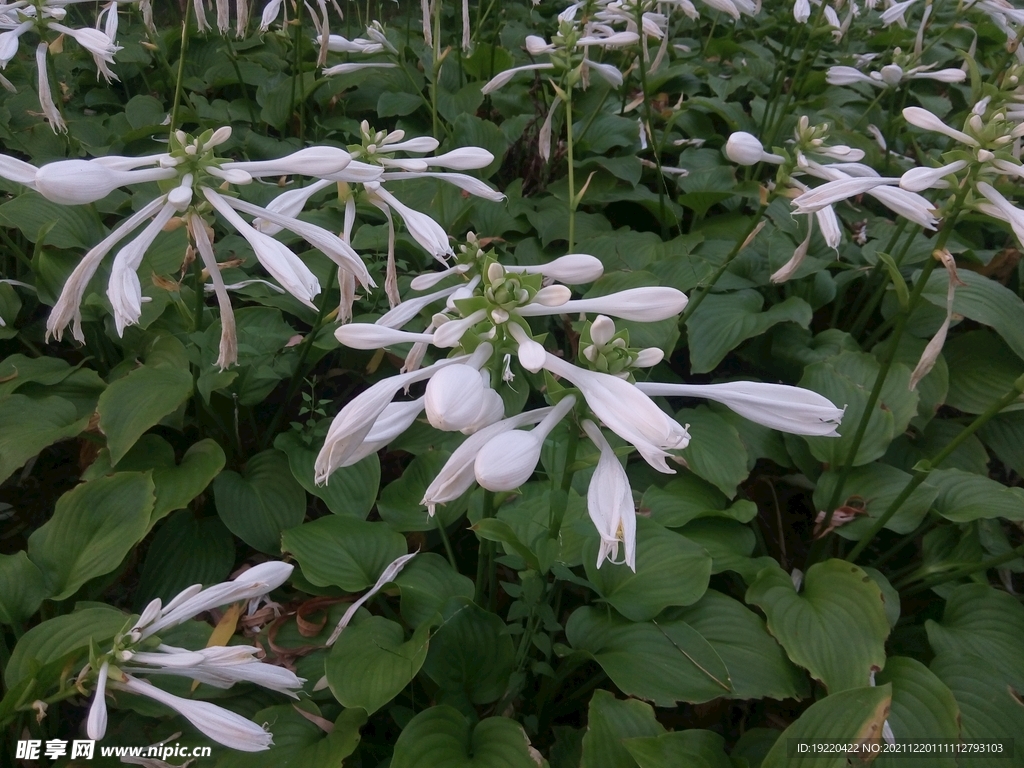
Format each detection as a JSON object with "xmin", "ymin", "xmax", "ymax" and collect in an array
[
  {"xmin": 898, "ymin": 99, "xmax": 1024, "ymax": 248},
  {"xmin": 318, "ymin": 21, "xmax": 398, "ymax": 76},
  {"xmin": 316, "ymin": 236, "xmax": 844, "ymax": 571},
  {"xmin": 83, "ymin": 562, "xmax": 302, "ymax": 752}
]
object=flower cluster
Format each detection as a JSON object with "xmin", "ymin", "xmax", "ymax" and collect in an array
[
  {"xmin": 83, "ymin": 562, "xmax": 302, "ymax": 752},
  {"xmin": 316, "ymin": 239, "xmax": 844, "ymax": 570},
  {"xmin": 0, "ymin": 0, "xmax": 127, "ymax": 129}
]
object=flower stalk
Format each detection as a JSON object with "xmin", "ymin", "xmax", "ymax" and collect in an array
[{"xmin": 845, "ymin": 378, "xmax": 1024, "ymax": 564}]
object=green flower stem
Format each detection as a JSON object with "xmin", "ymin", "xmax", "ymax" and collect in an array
[
  {"xmin": 899, "ymin": 543, "xmax": 1024, "ymax": 597},
  {"xmin": 634, "ymin": 4, "xmax": 670, "ymax": 238},
  {"xmin": 817, "ymin": 171, "xmax": 978, "ymax": 543},
  {"xmin": 259, "ymin": 272, "xmax": 337, "ymax": 451},
  {"xmin": 846, "ymin": 219, "xmax": 912, "ymax": 338},
  {"xmin": 566, "ymin": 87, "xmax": 577, "ymax": 253},
  {"xmin": 169, "ymin": 0, "xmax": 192, "ymax": 136},
  {"xmin": 223, "ymin": 36, "xmax": 258, "ymax": 125},
  {"xmin": 290, "ymin": 0, "xmax": 307, "ymax": 142},
  {"xmin": 549, "ymin": 420, "xmax": 579, "ymax": 540},
  {"xmin": 764, "ymin": 2, "xmax": 827, "ymax": 146},
  {"xmin": 868, "ymin": 516, "xmax": 940, "ymax": 570},
  {"xmin": 846, "ymin": 381, "xmax": 1024, "ymax": 564},
  {"xmin": 435, "ymin": 514, "xmax": 458, "ymax": 572},
  {"xmin": 679, "ymin": 202, "xmax": 768, "ymax": 327},
  {"xmin": 0, "ymin": 228, "xmax": 31, "ymax": 270},
  {"xmin": 475, "ymin": 490, "xmax": 496, "ymax": 606}
]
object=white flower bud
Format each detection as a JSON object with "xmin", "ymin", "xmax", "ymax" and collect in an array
[
  {"xmin": 725, "ymin": 132, "xmax": 784, "ymax": 166},
  {"xmin": 424, "ymin": 364, "xmax": 489, "ymax": 431}
]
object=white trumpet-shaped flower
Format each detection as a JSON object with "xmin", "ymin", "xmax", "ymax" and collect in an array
[
  {"xmin": 582, "ymin": 419, "xmax": 636, "ymax": 571},
  {"xmin": 84, "ymin": 562, "xmax": 300, "ymax": 751},
  {"xmin": 474, "ymin": 395, "xmax": 577, "ymax": 490},
  {"xmin": 635, "ymin": 381, "xmax": 844, "ymax": 436}
]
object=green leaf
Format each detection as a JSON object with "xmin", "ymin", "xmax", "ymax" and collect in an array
[
  {"xmin": 669, "ymin": 590, "xmax": 808, "ymax": 701},
  {"xmin": 929, "ymin": 469, "xmax": 1024, "ymax": 523},
  {"xmin": 877, "ymin": 252, "xmax": 909, "ymax": 309},
  {"xmin": 745, "ymin": 560, "xmax": 890, "ymax": 693},
  {"xmin": 473, "ymin": 518, "xmax": 541, "ymax": 571},
  {"xmin": 97, "ymin": 337, "xmax": 194, "ymax": 464},
  {"xmin": 281, "ymin": 516, "xmax": 408, "ymax": 592},
  {"xmin": 393, "ymin": 552, "xmax": 475, "ymax": 628},
  {"xmin": 812, "ymin": 463, "xmax": 939, "ymax": 537},
  {"xmin": 135, "ymin": 510, "xmax": 235, "ymax": 608},
  {"xmin": 800, "ymin": 351, "xmax": 917, "ymax": 466},
  {"xmin": 28, "ymin": 473, "xmax": 155, "ymax": 601},
  {"xmin": 921, "ymin": 267, "xmax": 1024, "ymax": 362},
  {"xmin": 390, "ymin": 706, "xmax": 539, "ymax": 768},
  {"xmin": 686, "ymin": 291, "xmax": 812, "ymax": 373},
  {"xmin": 326, "ymin": 616, "xmax": 431, "ymax": 714},
  {"xmin": 274, "ymin": 431, "xmax": 379, "ymax": 518},
  {"xmin": 673, "ymin": 406, "xmax": 750, "ymax": 498},
  {"xmin": 379, "ymin": 450, "xmax": 467, "ymax": 531},
  {"xmin": 0, "ymin": 354, "xmax": 81, "ymax": 396},
  {"xmin": 0, "ymin": 191, "xmax": 105, "ymax": 249},
  {"xmin": 378, "ymin": 90, "xmax": 424, "ymax": 117},
  {"xmin": 642, "ymin": 473, "xmax": 757, "ymax": 528},
  {"xmin": 0, "ymin": 394, "xmax": 90, "ymax": 485},
  {"xmin": 0, "ymin": 552, "xmax": 48, "ymax": 625},
  {"xmin": 584, "ymin": 517, "xmax": 711, "ymax": 622},
  {"xmin": 422, "ymin": 597, "xmax": 515, "ymax": 705},
  {"xmin": 84, "ymin": 435, "xmax": 226, "ymax": 524},
  {"xmin": 565, "ymin": 606, "xmax": 732, "ymax": 706},
  {"xmin": 944, "ymin": 331, "xmax": 1024, "ymax": 415},
  {"xmin": 625, "ymin": 731, "xmax": 733, "ymax": 768},
  {"xmin": 874, "ymin": 657, "xmax": 959, "ymax": 768},
  {"xmin": 760, "ymin": 685, "xmax": 892, "ymax": 768},
  {"xmin": 580, "ymin": 690, "xmax": 665, "ymax": 768},
  {"xmin": 214, "ymin": 449, "xmax": 306, "ymax": 554},
  {"xmin": 925, "ymin": 583, "xmax": 1024, "ymax": 691},
  {"xmin": 6, "ymin": 606, "xmax": 127, "ymax": 687},
  {"xmin": 930, "ymin": 653, "xmax": 1024, "ymax": 767}
]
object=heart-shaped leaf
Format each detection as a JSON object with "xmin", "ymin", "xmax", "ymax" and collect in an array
[
  {"xmin": 282, "ymin": 516, "xmax": 408, "ymax": 592},
  {"xmin": 214, "ymin": 449, "xmax": 306, "ymax": 553},
  {"xmin": 390, "ymin": 706, "xmax": 539, "ymax": 768},
  {"xmin": 746, "ymin": 559, "xmax": 890, "ymax": 693}
]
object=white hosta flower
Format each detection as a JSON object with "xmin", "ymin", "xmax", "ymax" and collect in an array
[
  {"xmin": 899, "ymin": 160, "xmax": 968, "ymax": 192},
  {"xmin": 771, "ymin": 218, "xmax": 814, "ymax": 284},
  {"xmin": 86, "ymin": 661, "xmax": 110, "ymax": 740},
  {"xmin": 902, "ymin": 106, "xmax": 978, "ymax": 146},
  {"xmin": 474, "ymin": 395, "xmax": 577, "ymax": 490},
  {"xmin": 976, "ymin": 181, "xmax": 1024, "ymax": 246},
  {"xmin": 519, "ymin": 286, "xmax": 687, "ymax": 321},
  {"xmin": 636, "ymin": 380, "xmax": 844, "ymax": 436},
  {"xmin": 504, "ymin": 253, "xmax": 604, "ymax": 284},
  {"xmin": 315, "ymin": 349, "xmax": 485, "ymax": 482},
  {"xmin": 543, "ymin": 352, "xmax": 689, "ymax": 472},
  {"xmin": 36, "ymin": 43, "xmax": 64, "ymax": 132},
  {"xmin": 41, "ymin": 128, "xmax": 376, "ymax": 345},
  {"xmin": 134, "ymin": 561, "xmax": 294, "ymax": 641},
  {"xmin": 793, "ymin": 0, "xmax": 811, "ymax": 21},
  {"xmin": 792, "ymin": 175, "xmax": 901, "ymax": 212},
  {"xmin": 112, "ymin": 676, "xmax": 274, "ymax": 751},
  {"xmin": 725, "ymin": 132, "xmax": 785, "ymax": 166},
  {"xmin": 422, "ymin": 410, "xmax": 551, "ymax": 515},
  {"xmin": 582, "ymin": 419, "xmax": 636, "ymax": 571},
  {"xmin": 481, "ymin": 63, "xmax": 556, "ymax": 94},
  {"xmin": 339, "ymin": 398, "xmax": 426, "ymax": 466},
  {"xmin": 424, "ymin": 364, "xmax": 500, "ymax": 432}
]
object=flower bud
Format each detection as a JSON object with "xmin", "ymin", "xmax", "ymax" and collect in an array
[
  {"xmin": 474, "ymin": 430, "xmax": 543, "ymax": 491},
  {"xmin": 424, "ymin": 364, "xmax": 489, "ymax": 431},
  {"xmin": 725, "ymin": 132, "xmax": 783, "ymax": 166}
]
